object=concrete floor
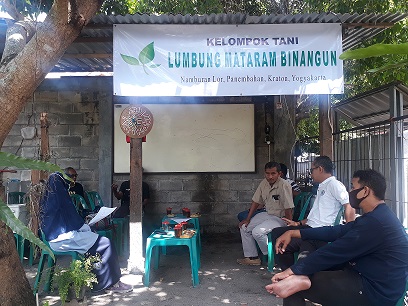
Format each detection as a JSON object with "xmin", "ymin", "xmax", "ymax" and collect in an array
[{"xmin": 26, "ymin": 232, "xmax": 319, "ymax": 306}]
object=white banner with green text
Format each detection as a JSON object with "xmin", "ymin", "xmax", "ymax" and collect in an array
[{"xmin": 113, "ymin": 24, "xmax": 343, "ymax": 96}]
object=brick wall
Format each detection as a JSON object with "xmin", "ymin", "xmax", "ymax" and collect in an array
[
  {"xmin": 4, "ymin": 76, "xmax": 275, "ymax": 234},
  {"xmin": 2, "ymin": 77, "xmax": 104, "ymax": 192}
]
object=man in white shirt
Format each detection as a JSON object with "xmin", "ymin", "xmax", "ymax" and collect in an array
[
  {"xmin": 237, "ymin": 162, "xmax": 294, "ymax": 266},
  {"xmin": 271, "ymin": 156, "xmax": 355, "ymax": 270}
]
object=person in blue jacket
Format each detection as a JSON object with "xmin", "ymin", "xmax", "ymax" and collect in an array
[
  {"xmin": 40, "ymin": 172, "xmax": 132, "ymax": 293},
  {"xmin": 266, "ymin": 169, "xmax": 408, "ymax": 306}
]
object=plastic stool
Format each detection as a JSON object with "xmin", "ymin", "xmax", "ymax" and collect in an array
[{"xmin": 144, "ymin": 230, "xmax": 200, "ymax": 287}]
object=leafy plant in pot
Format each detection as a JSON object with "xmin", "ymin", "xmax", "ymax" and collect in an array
[{"xmin": 53, "ymin": 254, "xmax": 100, "ymax": 304}]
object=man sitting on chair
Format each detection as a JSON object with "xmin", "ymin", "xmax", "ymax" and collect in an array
[
  {"xmin": 40, "ymin": 172, "xmax": 132, "ymax": 293},
  {"xmin": 237, "ymin": 163, "xmax": 301, "ymax": 222},
  {"xmin": 266, "ymin": 169, "xmax": 408, "ymax": 306},
  {"xmin": 64, "ymin": 167, "xmax": 86, "ymax": 198},
  {"xmin": 270, "ymin": 156, "xmax": 355, "ymax": 270},
  {"xmin": 237, "ymin": 162, "xmax": 294, "ymax": 266}
]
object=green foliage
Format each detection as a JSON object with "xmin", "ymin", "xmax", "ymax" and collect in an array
[
  {"xmin": 0, "ymin": 197, "xmax": 54, "ymax": 259},
  {"xmin": 131, "ymin": 0, "xmax": 224, "ymax": 15},
  {"xmin": 121, "ymin": 42, "xmax": 161, "ymax": 74},
  {"xmin": 340, "ymin": 42, "xmax": 408, "ymax": 74},
  {"xmin": 53, "ymin": 254, "xmax": 100, "ymax": 304},
  {"xmin": 302, "ymin": 0, "xmax": 408, "ymax": 97},
  {"xmin": 6, "ymin": 0, "xmax": 53, "ymax": 19},
  {"xmin": 128, "ymin": 0, "xmax": 305, "ymax": 15},
  {"xmin": 340, "ymin": 43, "xmax": 408, "ymax": 60},
  {"xmin": 99, "ymin": 0, "xmax": 134, "ymax": 15},
  {"xmin": 303, "ymin": 0, "xmax": 407, "ymax": 14},
  {"xmin": 296, "ymin": 107, "xmax": 319, "ymax": 153},
  {"xmin": 0, "ymin": 151, "xmax": 61, "ymax": 171}
]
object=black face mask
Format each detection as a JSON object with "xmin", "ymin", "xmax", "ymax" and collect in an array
[{"xmin": 349, "ymin": 187, "xmax": 368, "ymax": 209}]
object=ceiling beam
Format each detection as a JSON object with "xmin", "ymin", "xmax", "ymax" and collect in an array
[
  {"xmin": 73, "ymin": 37, "xmax": 112, "ymax": 43},
  {"xmin": 62, "ymin": 53, "xmax": 113, "ymax": 58}
]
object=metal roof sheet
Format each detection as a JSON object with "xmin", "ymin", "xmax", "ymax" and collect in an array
[
  {"xmin": 1, "ymin": 12, "xmax": 407, "ymax": 72},
  {"xmin": 333, "ymin": 82, "xmax": 408, "ymax": 126}
]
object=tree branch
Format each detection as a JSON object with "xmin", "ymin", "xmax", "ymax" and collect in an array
[
  {"xmin": 0, "ymin": 20, "xmax": 36, "ymax": 67},
  {"xmin": 68, "ymin": 0, "xmax": 86, "ymax": 29},
  {"xmin": 0, "ymin": 0, "xmax": 25, "ymax": 21}
]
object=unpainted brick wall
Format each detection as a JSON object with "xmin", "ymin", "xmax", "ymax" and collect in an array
[
  {"xmin": 4, "ymin": 77, "xmax": 276, "ymax": 234},
  {"xmin": 3, "ymin": 81, "xmax": 101, "ymax": 192}
]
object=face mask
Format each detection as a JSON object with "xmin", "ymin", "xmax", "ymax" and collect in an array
[{"xmin": 349, "ymin": 187, "xmax": 368, "ymax": 209}]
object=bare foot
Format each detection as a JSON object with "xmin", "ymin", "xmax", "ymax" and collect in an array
[{"xmin": 265, "ymin": 275, "xmax": 311, "ymax": 298}]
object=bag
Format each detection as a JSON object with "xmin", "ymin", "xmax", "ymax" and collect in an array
[{"xmin": 85, "ymin": 213, "xmax": 112, "ymax": 231}]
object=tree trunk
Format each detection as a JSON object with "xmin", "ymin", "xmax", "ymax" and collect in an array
[
  {"xmin": 0, "ymin": 222, "xmax": 36, "ymax": 305},
  {"xmin": 0, "ymin": 1, "xmax": 103, "ymax": 304}
]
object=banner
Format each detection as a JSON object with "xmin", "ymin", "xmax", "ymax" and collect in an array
[{"xmin": 113, "ymin": 24, "xmax": 343, "ymax": 96}]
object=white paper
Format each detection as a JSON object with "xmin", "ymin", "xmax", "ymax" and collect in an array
[{"xmin": 88, "ymin": 207, "xmax": 116, "ymax": 226}]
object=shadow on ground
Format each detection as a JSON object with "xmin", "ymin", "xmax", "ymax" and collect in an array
[{"xmin": 26, "ymin": 232, "xmax": 317, "ymax": 306}]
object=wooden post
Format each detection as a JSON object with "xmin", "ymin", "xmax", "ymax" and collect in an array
[
  {"xmin": 32, "ymin": 113, "xmax": 50, "ymax": 184},
  {"xmin": 318, "ymin": 95, "xmax": 333, "ymax": 158},
  {"xmin": 127, "ymin": 137, "xmax": 144, "ymax": 273}
]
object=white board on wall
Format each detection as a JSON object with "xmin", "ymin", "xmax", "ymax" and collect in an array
[{"xmin": 113, "ymin": 104, "xmax": 255, "ymax": 173}]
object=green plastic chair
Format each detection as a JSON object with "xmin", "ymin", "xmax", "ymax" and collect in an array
[
  {"xmin": 70, "ymin": 194, "xmax": 88, "ymax": 212},
  {"xmin": 85, "ymin": 191, "xmax": 105, "ymax": 211},
  {"xmin": 333, "ymin": 205, "xmax": 345, "ymax": 225},
  {"xmin": 395, "ymin": 280, "xmax": 408, "ymax": 306},
  {"xmin": 8, "ymin": 191, "xmax": 26, "ymax": 204},
  {"xmin": 267, "ymin": 192, "xmax": 313, "ymax": 272},
  {"xmin": 14, "ymin": 233, "xmax": 34, "ymax": 266},
  {"xmin": 396, "ymin": 230, "xmax": 408, "ymax": 306},
  {"xmin": 112, "ymin": 217, "xmax": 128, "ymax": 256},
  {"xmin": 33, "ymin": 231, "xmax": 82, "ymax": 294},
  {"xmin": 70, "ymin": 194, "xmax": 115, "ymax": 249},
  {"xmin": 84, "ymin": 191, "xmax": 127, "ymax": 257},
  {"xmin": 9, "ymin": 192, "xmax": 34, "ymax": 265}
]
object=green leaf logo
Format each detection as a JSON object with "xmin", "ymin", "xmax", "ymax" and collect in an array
[{"xmin": 120, "ymin": 42, "xmax": 161, "ymax": 75}]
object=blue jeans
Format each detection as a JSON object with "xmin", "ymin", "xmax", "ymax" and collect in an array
[{"xmin": 237, "ymin": 208, "xmax": 266, "ymax": 221}]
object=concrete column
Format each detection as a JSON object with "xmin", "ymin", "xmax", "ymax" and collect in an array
[{"xmin": 97, "ymin": 79, "xmax": 113, "ymax": 206}]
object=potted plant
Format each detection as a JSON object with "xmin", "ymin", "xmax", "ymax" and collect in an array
[{"xmin": 53, "ymin": 254, "xmax": 100, "ymax": 304}]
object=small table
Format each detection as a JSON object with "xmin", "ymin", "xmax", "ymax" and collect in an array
[
  {"xmin": 144, "ymin": 230, "xmax": 200, "ymax": 287},
  {"xmin": 162, "ymin": 215, "xmax": 201, "ymax": 253}
]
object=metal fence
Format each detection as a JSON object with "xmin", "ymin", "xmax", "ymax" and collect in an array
[{"xmin": 296, "ymin": 115, "xmax": 408, "ymax": 227}]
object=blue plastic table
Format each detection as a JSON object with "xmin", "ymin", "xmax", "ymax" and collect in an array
[{"xmin": 144, "ymin": 230, "xmax": 200, "ymax": 287}]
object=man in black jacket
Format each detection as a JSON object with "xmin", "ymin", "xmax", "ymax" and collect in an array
[{"xmin": 266, "ymin": 169, "xmax": 408, "ymax": 306}]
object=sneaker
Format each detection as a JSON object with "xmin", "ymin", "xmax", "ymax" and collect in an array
[
  {"xmin": 106, "ymin": 281, "xmax": 133, "ymax": 293},
  {"xmin": 237, "ymin": 257, "xmax": 261, "ymax": 266}
]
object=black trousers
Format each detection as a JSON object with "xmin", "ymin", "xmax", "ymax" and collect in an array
[
  {"xmin": 87, "ymin": 235, "xmax": 121, "ymax": 292},
  {"xmin": 271, "ymin": 225, "xmax": 327, "ymax": 270},
  {"xmin": 283, "ymin": 267, "xmax": 371, "ymax": 306}
]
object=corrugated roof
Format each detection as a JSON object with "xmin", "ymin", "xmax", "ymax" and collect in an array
[
  {"xmin": 332, "ymin": 82, "xmax": 408, "ymax": 126},
  {"xmin": 1, "ymin": 12, "xmax": 407, "ymax": 72},
  {"xmin": 56, "ymin": 12, "xmax": 407, "ymax": 72}
]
